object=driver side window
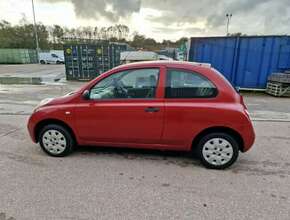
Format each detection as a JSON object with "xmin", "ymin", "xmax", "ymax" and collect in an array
[{"xmin": 90, "ymin": 68, "xmax": 159, "ymax": 99}]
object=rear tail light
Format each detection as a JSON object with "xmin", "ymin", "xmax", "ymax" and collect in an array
[
  {"xmin": 244, "ymin": 109, "xmax": 250, "ymax": 118},
  {"xmin": 240, "ymin": 95, "xmax": 247, "ymax": 109},
  {"xmin": 239, "ymin": 95, "xmax": 251, "ymax": 118}
]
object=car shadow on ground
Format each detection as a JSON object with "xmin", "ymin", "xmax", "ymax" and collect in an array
[{"xmin": 73, "ymin": 145, "xmax": 202, "ymax": 168}]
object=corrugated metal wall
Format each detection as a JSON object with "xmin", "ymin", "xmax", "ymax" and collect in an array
[
  {"xmin": 188, "ymin": 36, "xmax": 290, "ymax": 88},
  {"xmin": 64, "ymin": 42, "xmax": 128, "ymax": 80},
  {"xmin": 0, "ymin": 48, "xmax": 38, "ymax": 64}
]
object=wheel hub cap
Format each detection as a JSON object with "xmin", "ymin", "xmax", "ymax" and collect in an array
[
  {"xmin": 42, "ymin": 129, "xmax": 67, "ymax": 155},
  {"xmin": 202, "ymin": 138, "xmax": 233, "ymax": 165}
]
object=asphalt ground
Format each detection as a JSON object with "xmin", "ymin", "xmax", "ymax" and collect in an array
[
  {"xmin": 0, "ymin": 114, "xmax": 289, "ymax": 220},
  {"xmin": 0, "ymin": 65, "xmax": 290, "ymax": 219}
]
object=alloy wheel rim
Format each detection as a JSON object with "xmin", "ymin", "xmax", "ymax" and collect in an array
[
  {"xmin": 42, "ymin": 129, "xmax": 67, "ymax": 154},
  {"xmin": 202, "ymin": 138, "xmax": 233, "ymax": 166}
]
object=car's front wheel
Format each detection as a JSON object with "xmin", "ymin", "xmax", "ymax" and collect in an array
[
  {"xmin": 39, "ymin": 124, "xmax": 74, "ymax": 157},
  {"xmin": 197, "ymin": 132, "xmax": 239, "ymax": 169}
]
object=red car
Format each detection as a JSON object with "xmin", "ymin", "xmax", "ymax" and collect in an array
[{"xmin": 27, "ymin": 61, "xmax": 255, "ymax": 169}]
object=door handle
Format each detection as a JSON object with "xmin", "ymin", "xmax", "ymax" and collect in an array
[{"xmin": 145, "ymin": 107, "xmax": 159, "ymax": 113}]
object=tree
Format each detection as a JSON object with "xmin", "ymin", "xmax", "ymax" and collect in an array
[
  {"xmin": 52, "ymin": 25, "xmax": 64, "ymax": 44},
  {"xmin": 0, "ymin": 20, "xmax": 50, "ymax": 49},
  {"xmin": 116, "ymin": 24, "xmax": 129, "ymax": 40},
  {"xmin": 131, "ymin": 34, "xmax": 146, "ymax": 48},
  {"xmin": 0, "ymin": 20, "xmax": 13, "ymax": 48},
  {"xmin": 0, "ymin": 19, "xmax": 190, "ymax": 51},
  {"xmin": 175, "ymin": 37, "xmax": 188, "ymax": 46}
]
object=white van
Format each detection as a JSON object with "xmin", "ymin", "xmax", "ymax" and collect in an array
[{"xmin": 39, "ymin": 52, "xmax": 64, "ymax": 64}]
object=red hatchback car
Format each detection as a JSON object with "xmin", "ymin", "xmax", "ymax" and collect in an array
[{"xmin": 28, "ymin": 61, "xmax": 255, "ymax": 169}]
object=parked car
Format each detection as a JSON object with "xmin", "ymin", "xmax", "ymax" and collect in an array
[
  {"xmin": 39, "ymin": 52, "xmax": 64, "ymax": 64},
  {"xmin": 27, "ymin": 61, "xmax": 255, "ymax": 169}
]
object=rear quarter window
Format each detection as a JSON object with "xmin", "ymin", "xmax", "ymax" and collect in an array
[{"xmin": 165, "ymin": 68, "xmax": 218, "ymax": 98}]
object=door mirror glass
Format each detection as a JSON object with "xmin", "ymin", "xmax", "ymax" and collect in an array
[{"xmin": 82, "ymin": 90, "xmax": 90, "ymax": 100}]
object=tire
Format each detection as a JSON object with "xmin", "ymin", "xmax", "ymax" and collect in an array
[
  {"xmin": 40, "ymin": 60, "xmax": 45, "ymax": 64},
  {"xmin": 197, "ymin": 132, "xmax": 239, "ymax": 169},
  {"xmin": 39, "ymin": 124, "xmax": 74, "ymax": 157},
  {"xmin": 56, "ymin": 60, "xmax": 60, "ymax": 64}
]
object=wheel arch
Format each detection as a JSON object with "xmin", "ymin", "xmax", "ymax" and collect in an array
[
  {"xmin": 191, "ymin": 126, "xmax": 244, "ymax": 152},
  {"xmin": 34, "ymin": 118, "xmax": 77, "ymax": 144}
]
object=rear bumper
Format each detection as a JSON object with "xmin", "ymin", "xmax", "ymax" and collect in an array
[{"xmin": 240, "ymin": 123, "xmax": 255, "ymax": 152}]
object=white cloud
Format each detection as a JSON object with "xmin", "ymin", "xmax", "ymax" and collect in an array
[{"xmin": 1, "ymin": 0, "xmax": 290, "ymax": 41}]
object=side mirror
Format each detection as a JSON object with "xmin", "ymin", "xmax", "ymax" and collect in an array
[{"xmin": 82, "ymin": 90, "xmax": 90, "ymax": 100}]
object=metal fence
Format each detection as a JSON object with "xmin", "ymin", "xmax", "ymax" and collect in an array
[{"xmin": 0, "ymin": 48, "xmax": 38, "ymax": 64}]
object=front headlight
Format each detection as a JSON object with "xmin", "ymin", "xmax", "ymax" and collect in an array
[{"xmin": 34, "ymin": 98, "xmax": 53, "ymax": 112}]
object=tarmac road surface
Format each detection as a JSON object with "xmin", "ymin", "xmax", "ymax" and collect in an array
[{"xmin": 0, "ymin": 82, "xmax": 290, "ymax": 220}]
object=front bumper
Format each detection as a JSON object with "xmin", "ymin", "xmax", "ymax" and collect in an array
[{"xmin": 27, "ymin": 114, "xmax": 37, "ymax": 143}]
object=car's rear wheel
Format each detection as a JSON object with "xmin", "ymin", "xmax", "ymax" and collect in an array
[
  {"xmin": 197, "ymin": 132, "xmax": 239, "ymax": 169},
  {"xmin": 39, "ymin": 124, "xmax": 74, "ymax": 157},
  {"xmin": 40, "ymin": 60, "xmax": 45, "ymax": 64}
]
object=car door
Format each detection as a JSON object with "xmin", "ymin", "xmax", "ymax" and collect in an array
[
  {"xmin": 75, "ymin": 67, "xmax": 165, "ymax": 145},
  {"xmin": 162, "ymin": 68, "xmax": 218, "ymax": 149}
]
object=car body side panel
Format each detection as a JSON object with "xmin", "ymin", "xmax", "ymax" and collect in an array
[
  {"xmin": 73, "ymin": 66, "xmax": 166, "ymax": 146},
  {"xmin": 74, "ymin": 100, "xmax": 165, "ymax": 144},
  {"xmin": 159, "ymin": 64, "xmax": 254, "ymax": 152},
  {"xmin": 27, "ymin": 104, "xmax": 77, "ymax": 143},
  {"xmin": 162, "ymin": 101, "xmax": 254, "ymax": 151}
]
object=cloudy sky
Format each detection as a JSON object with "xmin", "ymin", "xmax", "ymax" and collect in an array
[{"xmin": 1, "ymin": 0, "xmax": 290, "ymax": 41}]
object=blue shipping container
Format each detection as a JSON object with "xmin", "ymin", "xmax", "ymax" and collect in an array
[{"xmin": 188, "ymin": 36, "xmax": 290, "ymax": 88}]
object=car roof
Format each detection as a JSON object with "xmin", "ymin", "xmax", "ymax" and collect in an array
[{"xmin": 114, "ymin": 60, "xmax": 211, "ymax": 70}]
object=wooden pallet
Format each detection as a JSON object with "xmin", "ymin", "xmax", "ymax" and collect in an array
[
  {"xmin": 268, "ymin": 73, "xmax": 290, "ymax": 83},
  {"xmin": 266, "ymin": 82, "xmax": 290, "ymax": 97}
]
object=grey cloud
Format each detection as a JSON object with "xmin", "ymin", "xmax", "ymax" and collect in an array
[
  {"xmin": 41, "ymin": 0, "xmax": 141, "ymax": 22},
  {"xmin": 147, "ymin": 11, "xmax": 197, "ymax": 26},
  {"xmin": 41, "ymin": 0, "xmax": 290, "ymax": 36},
  {"xmin": 145, "ymin": 0, "xmax": 217, "ymax": 25},
  {"xmin": 152, "ymin": 26, "xmax": 205, "ymax": 34},
  {"xmin": 206, "ymin": 0, "xmax": 272, "ymax": 28},
  {"xmin": 144, "ymin": 0, "xmax": 275, "ymax": 27},
  {"xmin": 144, "ymin": 0, "xmax": 290, "ymax": 35}
]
